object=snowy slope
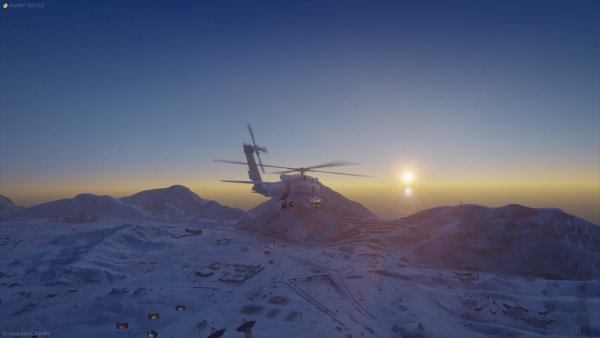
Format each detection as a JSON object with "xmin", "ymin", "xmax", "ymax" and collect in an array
[
  {"xmin": 14, "ymin": 185, "xmax": 245, "ymax": 221},
  {"xmin": 248, "ymin": 182, "xmax": 378, "ymax": 221},
  {"xmin": 121, "ymin": 185, "xmax": 246, "ymax": 220},
  {"xmin": 19, "ymin": 193, "xmax": 147, "ymax": 219},
  {"xmin": 0, "ymin": 194, "xmax": 24, "ymax": 217},
  {"xmin": 1, "ymin": 213, "xmax": 599, "ymax": 338},
  {"xmin": 240, "ymin": 182, "xmax": 381, "ymax": 243},
  {"xmin": 2, "ymin": 186, "xmax": 600, "ymax": 338},
  {"xmin": 238, "ymin": 203, "xmax": 360, "ymax": 243},
  {"xmin": 318, "ymin": 184, "xmax": 379, "ymax": 220},
  {"xmin": 392, "ymin": 204, "xmax": 600, "ymax": 280},
  {"xmin": 240, "ymin": 181, "xmax": 378, "ymax": 243}
]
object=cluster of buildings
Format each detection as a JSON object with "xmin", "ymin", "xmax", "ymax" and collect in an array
[{"xmin": 62, "ymin": 213, "xmax": 98, "ymax": 223}]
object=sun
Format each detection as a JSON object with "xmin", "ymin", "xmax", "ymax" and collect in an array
[{"xmin": 402, "ymin": 171, "xmax": 414, "ymax": 183}]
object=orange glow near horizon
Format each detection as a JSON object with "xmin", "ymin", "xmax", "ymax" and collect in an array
[{"xmin": 2, "ymin": 175, "xmax": 599, "ymax": 224}]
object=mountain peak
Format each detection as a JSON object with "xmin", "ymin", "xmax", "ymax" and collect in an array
[
  {"xmin": 121, "ymin": 185, "xmax": 245, "ymax": 220},
  {"xmin": 0, "ymin": 194, "xmax": 25, "ymax": 217},
  {"xmin": 75, "ymin": 193, "xmax": 107, "ymax": 200},
  {"xmin": 238, "ymin": 180, "xmax": 378, "ymax": 243},
  {"xmin": 0, "ymin": 194, "xmax": 16, "ymax": 205},
  {"xmin": 247, "ymin": 181, "xmax": 379, "ymax": 220},
  {"xmin": 397, "ymin": 204, "xmax": 600, "ymax": 280},
  {"xmin": 166, "ymin": 184, "xmax": 192, "ymax": 192},
  {"xmin": 20, "ymin": 193, "xmax": 145, "ymax": 219}
]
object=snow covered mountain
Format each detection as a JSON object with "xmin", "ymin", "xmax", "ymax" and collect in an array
[
  {"xmin": 0, "ymin": 194, "xmax": 24, "ymax": 217},
  {"xmin": 239, "ymin": 182, "xmax": 377, "ymax": 243},
  {"xmin": 13, "ymin": 185, "xmax": 245, "ymax": 221},
  {"xmin": 239, "ymin": 203, "xmax": 361, "ymax": 243},
  {"xmin": 241, "ymin": 194, "xmax": 600, "ymax": 279},
  {"xmin": 19, "ymin": 193, "xmax": 147, "ymax": 219},
  {"xmin": 1, "ymin": 199, "xmax": 599, "ymax": 337},
  {"xmin": 318, "ymin": 184, "xmax": 379, "ymax": 220},
  {"xmin": 44, "ymin": 224, "xmax": 174, "ymax": 286},
  {"xmin": 121, "ymin": 185, "xmax": 246, "ymax": 220},
  {"xmin": 391, "ymin": 204, "xmax": 600, "ymax": 280},
  {"xmin": 248, "ymin": 182, "xmax": 378, "ymax": 220}
]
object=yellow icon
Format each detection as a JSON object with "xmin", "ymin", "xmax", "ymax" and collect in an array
[{"xmin": 2, "ymin": 2, "xmax": 8, "ymax": 9}]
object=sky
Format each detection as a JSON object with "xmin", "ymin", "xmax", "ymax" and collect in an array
[{"xmin": 1, "ymin": 0, "xmax": 599, "ymax": 223}]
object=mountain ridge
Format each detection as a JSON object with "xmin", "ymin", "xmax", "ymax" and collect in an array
[
  {"xmin": 13, "ymin": 185, "xmax": 246, "ymax": 221},
  {"xmin": 120, "ymin": 184, "xmax": 245, "ymax": 220},
  {"xmin": 390, "ymin": 203, "xmax": 600, "ymax": 280},
  {"xmin": 238, "ymin": 181, "xmax": 381, "ymax": 242},
  {"xmin": 0, "ymin": 194, "xmax": 25, "ymax": 217}
]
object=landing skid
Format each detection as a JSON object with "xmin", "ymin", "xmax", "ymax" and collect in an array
[{"xmin": 281, "ymin": 200, "xmax": 296, "ymax": 209}]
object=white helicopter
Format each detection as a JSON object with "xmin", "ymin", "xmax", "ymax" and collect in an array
[{"xmin": 215, "ymin": 124, "xmax": 368, "ymax": 209}]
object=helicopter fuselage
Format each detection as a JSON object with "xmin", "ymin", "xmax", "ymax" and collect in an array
[{"xmin": 253, "ymin": 174, "xmax": 321, "ymax": 208}]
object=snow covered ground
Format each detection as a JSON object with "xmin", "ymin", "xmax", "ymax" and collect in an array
[{"xmin": 1, "ymin": 205, "xmax": 599, "ymax": 338}]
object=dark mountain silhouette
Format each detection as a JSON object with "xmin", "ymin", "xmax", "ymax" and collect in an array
[
  {"xmin": 0, "ymin": 194, "xmax": 25, "ymax": 217},
  {"xmin": 20, "ymin": 193, "xmax": 146, "ymax": 219},
  {"xmin": 121, "ymin": 185, "xmax": 245, "ymax": 220},
  {"xmin": 392, "ymin": 204, "xmax": 600, "ymax": 280}
]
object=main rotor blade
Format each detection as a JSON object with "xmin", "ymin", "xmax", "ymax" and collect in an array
[
  {"xmin": 247, "ymin": 124, "xmax": 256, "ymax": 145},
  {"xmin": 306, "ymin": 161, "xmax": 360, "ymax": 170},
  {"xmin": 259, "ymin": 164, "xmax": 297, "ymax": 170},
  {"xmin": 214, "ymin": 159, "xmax": 248, "ymax": 165},
  {"xmin": 214, "ymin": 159, "xmax": 297, "ymax": 171},
  {"xmin": 308, "ymin": 169, "xmax": 371, "ymax": 177},
  {"xmin": 271, "ymin": 169, "xmax": 297, "ymax": 174},
  {"xmin": 270, "ymin": 168, "xmax": 370, "ymax": 177},
  {"xmin": 247, "ymin": 123, "xmax": 262, "ymax": 153},
  {"xmin": 215, "ymin": 159, "xmax": 368, "ymax": 176}
]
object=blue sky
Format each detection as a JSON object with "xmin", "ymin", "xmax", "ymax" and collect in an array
[{"xmin": 1, "ymin": 0, "xmax": 599, "ymax": 222}]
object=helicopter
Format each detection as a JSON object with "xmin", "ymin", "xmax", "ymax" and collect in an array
[{"xmin": 215, "ymin": 124, "xmax": 368, "ymax": 209}]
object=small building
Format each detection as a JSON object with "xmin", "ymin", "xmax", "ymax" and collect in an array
[{"xmin": 208, "ymin": 262, "xmax": 221, "ymax": 270}]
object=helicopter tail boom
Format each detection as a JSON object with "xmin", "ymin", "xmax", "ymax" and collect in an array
[{"xmin": 244, "ymin": 144, "xmax": 262, "ymax": 182}]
